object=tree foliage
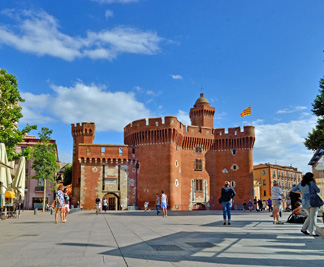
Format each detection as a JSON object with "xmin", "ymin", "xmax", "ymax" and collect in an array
[
  {"xmin": 31, "ymin": 127, "xmax": 58, "ymax": 212},
  {"xmin": 305, "ymin": 77, "xmax": 324, "ymax": 150},
  {"xmin": 0, "ymin": 68, "xmax": 37, "ymax": 161},
  {"xmin": 63, "ymin": 164, "xmax": 72, "ymax": 186}
]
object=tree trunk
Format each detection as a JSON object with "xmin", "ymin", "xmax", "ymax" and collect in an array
[{"xmin": 43, "ymin": 179, "xmax": 46, "ymax": 212}]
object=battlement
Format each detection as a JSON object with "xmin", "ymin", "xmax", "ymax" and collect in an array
[
  {"xmin": 124, "ymin": 116, "xmax": 184, "ymax": 133},
  {"xmin": 124, "ymin": 117, "xmax": 254, "ymax": 139},
  {"xmin": 71, "ymin": 122, "xmax": 95, "ymax": 136}
]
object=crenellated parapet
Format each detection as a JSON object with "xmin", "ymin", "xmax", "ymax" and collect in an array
[
  {"xmin": 71, "ymin": 122, "xmax": 95, "ymax": 137},
  {"xmin": 76, "ymin": 144, "xmax": 137, "ymax": 165},
  {"xmin": 124, "ymin": 116, "xmax": 255, "ymax": 150}
]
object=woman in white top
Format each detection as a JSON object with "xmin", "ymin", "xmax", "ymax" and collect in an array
[{"xmin": 161, "ymin": 191, "xmax": 168, "ymax": 217}]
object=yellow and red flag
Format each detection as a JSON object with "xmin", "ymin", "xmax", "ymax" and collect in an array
[{"xmin": 241, "ymin": 106, "xmax": 251, "ymax": 117}]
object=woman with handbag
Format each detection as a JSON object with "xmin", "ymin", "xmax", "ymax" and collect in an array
[{"xmin": 291, "ymin": 172, "xmax": 323, "ymax": 236}]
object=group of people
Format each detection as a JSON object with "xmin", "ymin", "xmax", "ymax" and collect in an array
[
  {"xmin": 155, "ymin": 191, "xmax": 168, "ymax": 217},
  {"xmin": 266, "ymin": 172, "xmax": 321, "ymax": 236},
  {"xmin": 243, "ymin": 198, "xmax": 273, "ymax": 212},
  {"xmin": 95, "ymin": 196, "xmax": 108, "ymax": 214},
  {"xmin": 219, "ymin": 172, "xmax": 323, "ymax": 236},
  {"xmin": 55, "ymin": 184, "xmax": 70, "ymax": 224}
]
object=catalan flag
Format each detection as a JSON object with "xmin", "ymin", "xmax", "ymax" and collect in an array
[{"xmin": 241, "ymin": 106, "xmax": 251, "ymax": 117}]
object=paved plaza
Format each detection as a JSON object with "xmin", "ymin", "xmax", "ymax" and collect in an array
[{"xmin": 0, "ymin": 209, "xmax": 323, "ymax": 267}]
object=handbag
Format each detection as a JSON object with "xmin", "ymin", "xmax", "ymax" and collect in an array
[
  {"xmin": 218, "ymin": 198, "xmax": 222, "ymax": 204},
  {"xmin": 309, "ymin": 182, "xmax": 324, "ymax": 208}
]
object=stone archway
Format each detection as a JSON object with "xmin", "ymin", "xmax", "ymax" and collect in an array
[{"xmin": 103, "ymin": 193, "xmax": 120, "ymax": 210}]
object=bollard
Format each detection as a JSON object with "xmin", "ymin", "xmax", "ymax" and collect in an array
[{"xmin": 34, "ymin": 208, "xmax": 37, "ymax": 215}]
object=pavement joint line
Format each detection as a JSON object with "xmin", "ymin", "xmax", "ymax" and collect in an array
[{"xmin": 103, "ymin": 213, "xmax": 128, "ymax": 267}]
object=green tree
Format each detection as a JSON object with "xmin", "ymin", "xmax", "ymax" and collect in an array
[
  {"xmin": 0, "ymin": 68, "xmax": 37, "ymax": 161},
  {"xmin": 63, "ymin": 165, "xmax": 72, "ymax": 186},
  {"xmin": 31, "ymin": 127, "xmax": 58, "ymax": 212},
  {"xmin": 305, "ymin": 77, "xmax": 324, "ymax": 150}
]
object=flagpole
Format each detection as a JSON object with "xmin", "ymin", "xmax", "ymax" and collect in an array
[{"xmin": 250, "ymin": 105, "xmax": 252, "ymax": 126}]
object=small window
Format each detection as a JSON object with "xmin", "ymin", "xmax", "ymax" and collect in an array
[
  {"xmin": 263, "ymin": 179, "xmax": 266, "ymax": 186},
  {"xmin": 195, "ymin": 179, "xmax": 203, "ymax": 192},
  {"xmin": 234, "ymin": 131, "xmax": 237, "ymax": 135},
  {"xmin": 155, "ymin": 122, "xmax": 159, "ymax": 126},
  {"xmin": 263, "ymin": 190, "xmax": 267, "ymax": 197},
  {"xmin": 195, "ymin": 146, "xmax": 202, "ymax": 153},
  {"xmin": 232, "ymin": 164, "xmax": 237, "ymax": 170},
  {"xmin": 262, "ymin": 170, "xmax": 266, "ymax": 175},
  {"xmin": 232, "ymin": 149, "xmax": 237, "ymax": 155},
  {"xmin": 119, "ymin": 147, "xmax": 123, "ymax": 153},
  {"xmin": 132, "ymin": 148, "xmax": 135, "ymax": 154},
  {"xmin": 194, "ymin": 159, "xmax": 203, "ymax": 171},
  {"xmin": 101, "ymin": 147, "xmax": 105, "ymax": 153},
  {"xmin": 231, "ymin": 181, "xmax": 236, "ymax": 187},
  {"xmin": 272, "ymin": 170, "xmax": 276, "ymax": 178}
]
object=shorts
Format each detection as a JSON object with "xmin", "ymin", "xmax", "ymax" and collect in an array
[
  {"xmin": 272, "ymin": 199, "xmax": 282, "ymax": 210},
  {"xmin": 161, "ymin": 202, "xmax": 167, "ymax": 209},
  {"xmin": 56, "ymin": 202, "xmax": 62, "ymax": 209}
]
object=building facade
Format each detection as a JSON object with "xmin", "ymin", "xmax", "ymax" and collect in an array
[
  {"xmin": 253, "ymin": 163, "xmax": 302, "ymax": 204},
  {"xmin": 309, "ymin": 147, "xmax": 324, "ymax": 212},
  {"xmin": 72, "ymin": 94, "xmax": 256, "ymax": 210},
  {"xmin": 15, "ymin": 135, "xmax": 58, "ymax": 209}
]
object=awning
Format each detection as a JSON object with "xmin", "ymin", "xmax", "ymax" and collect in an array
[{"xmin": 5, "ymin": 190, "xmax": 15, "ymax": 198}]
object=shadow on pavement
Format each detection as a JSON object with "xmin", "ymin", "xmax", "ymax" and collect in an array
[{"xmin": 98, "ymin": 230, "xmax": 323, "ymax": 266}]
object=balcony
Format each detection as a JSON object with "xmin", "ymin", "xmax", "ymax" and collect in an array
[{"xmin": 35, "ymin": 186, "xmax": 44, "ymax": 192}]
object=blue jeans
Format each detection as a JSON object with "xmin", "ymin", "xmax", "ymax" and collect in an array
[
  {"xmin": 222, "ymin": 201, "xmax": 232, "ymax": 221},
  {"xmin": 156, "ymin": 205, "xmax": 160, "ymax": 215}
]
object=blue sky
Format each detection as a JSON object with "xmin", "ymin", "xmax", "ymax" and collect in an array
[{"xmin": 0, "ymin": 0, "xmax": 323, "ymax": 173}]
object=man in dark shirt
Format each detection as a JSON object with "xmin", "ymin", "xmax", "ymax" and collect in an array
[{"xmin": 289, "ymin": 186, "xmax": 300, "ymax": 210}]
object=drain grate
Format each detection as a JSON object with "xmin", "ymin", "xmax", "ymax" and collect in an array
[
  {"xmin": 186, "ymin": 242, "xmax": 215, "ymax": 248},
  {"xmin": 150, "ymin": 245, "xmax": 183, "ymax": 251}
]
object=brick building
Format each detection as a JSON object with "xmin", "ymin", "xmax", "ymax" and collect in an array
[
  {"xmin": 253, "ymin": 163, "xmax": 302, "ymax": 204},
  {"xmin": 72, "ymin": 94, "xmax": 255, "ymax": 210}
]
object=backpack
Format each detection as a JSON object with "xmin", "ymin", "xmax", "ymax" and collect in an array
[{"xmin": 286, "ymin": 213, "xmax": 307, "ymax": 224}]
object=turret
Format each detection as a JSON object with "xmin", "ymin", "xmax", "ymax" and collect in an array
[{"xmin": 190, "ymin": 93, "xmax": 215, "ymax": 129}]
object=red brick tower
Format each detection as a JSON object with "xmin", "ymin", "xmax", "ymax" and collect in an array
[
  {"xmin": 71, "ymin": 122, "xmax": 95, "ymax": 204},
  {"xmin": 190, "ymin": 93, "xmax": 215, "ymax": 128}
]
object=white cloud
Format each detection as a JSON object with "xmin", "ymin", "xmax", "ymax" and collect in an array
[
  {"xmin": 176, "ymin": 110, "xmax": 191, "ymax": 125},
  {"xmin": 20, "ymin": 82, "xmax": 150, "ymax": 132},
  {"xmin": 0, "ymin": 9, "xmax": 163, "ymax": 61},
  {"xmin": 253, "ymin": 117, "xmax": 317, "ymax": 173},
  {"xmin": 170, "ymin": 74, "xmax": 183, "ymax": 80},
  {"xmin": 277, "ymin": 106, "xmax": 307, "ymax": 114},
  {"xmin": 20, "ymin": 92, "xmax": 55, "ymax": 123},
  {"xmin": 105, "ymin": 10, "xmax": 114, "ymax": 19}
]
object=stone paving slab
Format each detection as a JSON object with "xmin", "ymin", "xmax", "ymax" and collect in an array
[{"xmin": 0, "ymin": 209, "xmax": 323, "ymax": 266}]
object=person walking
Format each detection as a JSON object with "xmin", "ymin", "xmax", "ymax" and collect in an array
[
  {"xmin": 63, "ymin": 188, "xmax": 70, "ymax": 222},
  {"xmin": 220, "ymin": 181, "xmax": 236, "ymax": 225},
  {"xmin": 267, "ymin": 198, "xmax": 272, "ymax": 211},
  {"xmin": 291, "ymin": 172, "xmax": 322, "ymax": 236},
  {"xmin": 271, "ymin": 180, "xmax": 284, "ymax": 224},
  {"xmin": 161, "ymin": 191, "xmax": 168, "ymax": 217},
  {"xmin": 248, "ymin": 199, "xmax": 253, "ymax": 211},
  {"xmin": 254, "ymin": 197, "xmax": 258, "ymax": 211},
  {"xmin": 55, "ymin": 184, "xmax": 65, "ymax": 224},
  {"xmin": 243, "ymin": 200, "xmax": 247, "ymax": 212},
  {"xmin": 155, "ymin": 194, "xmax": 161, "ymax": 215},
  {"xmin": 258, "ymin": 199, "xmax": 263, "ymax": 211},
  {"xmin": 103, "ymin": 198, "xmax": 107, "ymax": 213},
  {"xmin": 95, "ymin": 196, "xmax": 101, "ymax": 215}
]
